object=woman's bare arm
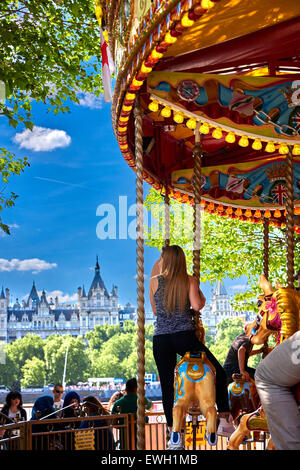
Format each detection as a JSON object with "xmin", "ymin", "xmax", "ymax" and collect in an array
[
  {"xmin": 188, "ymin": 276, "xmax": 206, "ymax": 311},
  {"xmin": 149, "ymin": 277, "xmax": 158, "ymax": 316}
]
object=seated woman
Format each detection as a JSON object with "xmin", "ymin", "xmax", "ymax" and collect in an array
[
  {"xmin": 0, "ymin": 391, "xmax": 27, "ymax": 439},
  {"xmin": 80, "ymin": 396, "xmax": 115, "ymax": 450},
  {"xmin": 61, "ymin": 391, "xmax": 81, "ymax": 450},
  {"xmin": 30, "ymin": 395, "xmax": 57, "ymax": 450},
  {"xmin": 149, "ymin": 245, "xmax": 234, "ymax": 440}
]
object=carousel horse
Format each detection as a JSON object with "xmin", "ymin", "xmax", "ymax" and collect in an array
[
  {"xmin": 168, "ymin": 351, "xmax": 217, "ymax": 449},
  {"xmin": 228, "ymin": 274, "xmax": 300, "ymax": 450},
  {"xmin": 228, "ymin": 374, "xmax": 260, "ymax": 424}
]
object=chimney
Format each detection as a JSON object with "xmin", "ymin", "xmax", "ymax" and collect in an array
[
  {"xmin": 78, "ymin": 287, "xmax": 82, "ymax": 299},
  {"xmin": 5, "ymin": 288, "xmax": 10, "ymax": 303}
]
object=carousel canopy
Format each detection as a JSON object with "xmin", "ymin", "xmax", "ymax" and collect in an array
[{"xmin": 102, "ymin": 0, "xmax": 300, "ymax": 230}]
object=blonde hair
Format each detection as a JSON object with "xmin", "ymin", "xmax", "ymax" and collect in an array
[{"xmin": 161, "ymin": 245, "xmax": 189, "ymax": 314}]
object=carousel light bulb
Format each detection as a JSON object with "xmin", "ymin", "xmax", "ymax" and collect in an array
[
  {"xmin": 132, "ymin": 77, "xmax": 143, "ymax": 87},
  {"xmin": 186, "ymin": 118, "xmax": 197, "ymax": 129},
  {"xmin": 226, "ymin": 206, "xmax": 233, "ymax": 214},
  {"xmin": 252, "ymin": 139, "xmax": 262, "ymax": 150},
  {"xmin": 181, "ymin": 13, "xmax": 194, "ymax": 28},
  {"xmin": 245, "ymin": 209, "xmax": 252, "ymax": 217},
  {"xmin": 254, "ymin": 210, "xmax": 261, "ymax": 218},
  {"xmin": 235, "ymin": 208, "xmax": 242, "ymax": 216},
  {"xmin": 265, "ymin": 142, "xmax": 275, "ymax": 153},
  {"xmin": 238, "ymin": 136, "xmax": 249, "ymax": 147},
  {"xmin": 173, "ymin": 112, "xmax": 184, "ymax": 124},
  {"xmin": 199, "ymin": 122, "xmax": 210, "ymax": 134},
  {"xmin": 292, "ymin": 144, "xmax": 300, "ymax": 155},
  {"xmin": 148, "ymin": 100, "xmax": 159, "ymax": 112},
  {"xmin": 212, "ymin": 127, "xmax": 223, "ymax": 139},
  {"xmin": 141, "ymin": 62, "xmax": 153, "ymax": 74},
  {"xmin": 274, "ymin": 209, "xmax": 281, "ymax": 218},
  {"xmin": 201, "ymin": 0, "xmax": 215, "ymax": 9},
  {"xmin": 164, "ymin": 32, "xmax": 178, "ymax": 44},
  {"xmin": 264, "ymin": 210, "xmax": 271, "ymax": 218},
  {"xmin": 225, "ymin": 132, "xmax": 236, "ymax": 143},
  {"xmin": 150, "ymin": 48, "xmax": 163, "ymax": 60},
  {"xmin": 161, "ymin": 106, "xmax": 171, "ymax": 118},
  {"xmin": 279, "ymin": 143, "xmax": 289, "ymax": 154},
  {"xmin": 125, "ymin": 92, "xmax": 136, "ymax": 101}
]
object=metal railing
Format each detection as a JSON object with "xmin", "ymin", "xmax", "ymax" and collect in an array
[{"xmin": 0, "ymin": 411, "xmax": 266, "ymax": 450}]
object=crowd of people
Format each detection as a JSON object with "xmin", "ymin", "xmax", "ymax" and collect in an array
[{"xmin": 0, "ymin": 377, "xmax": 152, "ymax": 450}]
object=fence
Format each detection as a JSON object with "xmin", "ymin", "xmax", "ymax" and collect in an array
[{"xmin": 0, "ymin": 411, "xmax": 266, "ymax": 450}]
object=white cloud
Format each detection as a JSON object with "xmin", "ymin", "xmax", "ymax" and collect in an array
[
  {"xmin": 0, "ymin": 258, "xmax": 57, "ymax": 274},
  {"xmin": 13, "ymin": 126, "xmax": 71, "ymax": 152},
  {"xmin": 76, "ymin": 91, "xmax": 103, "ymax": 109},
  {"xmin": 230, "ymin": 284, "xmax": 248, "ymax": 292}
]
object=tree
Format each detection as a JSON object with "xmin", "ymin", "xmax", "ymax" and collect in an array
[
  {"xmin": 0, "ymin": 346, "xmax": 18, "ymax": 387},
  {"xmin": 6, "ymin": 333, "xmax": 45, "ymax": 380},
  {"xmin": 21, "ymin": 357, "xmax": 46, "ymax": 387},
  {"xmin": 0, "ymin": 0, "xmax": 103, "ymax": 231},
  {"xmin": 144, "ymin": 189, "xmax": 300, "ymax": 309},
  {"xmin": 44, "ymin": 334, "xmax": 90, "ymax": 384}
]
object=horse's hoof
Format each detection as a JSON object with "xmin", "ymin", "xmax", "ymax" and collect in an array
[
  {"xmin": 167, "ymin": 431, "xmax": 184, "ymax": 450},
  {"xmin": 207, "ymin": 432, "xmax": 218, "ymax": 446}
]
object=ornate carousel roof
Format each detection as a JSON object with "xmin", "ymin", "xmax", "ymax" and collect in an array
[{"xmin": 100, "ymin": 0, "xmax": 300, "ymax": 231}]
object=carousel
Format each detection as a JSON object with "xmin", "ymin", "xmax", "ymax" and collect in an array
[{"xmin": 96, "ymin": 0, "xmax": 300, "ymax": 450}]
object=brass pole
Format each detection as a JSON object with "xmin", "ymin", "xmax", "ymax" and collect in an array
[
  {"xmin": 164, "ymin": 185, "xmax": 170, "ymax": 246},
  {"xmin": 192, "ymin": 127, "xmax": 205, "ymax": 343},
  {"xmin": 285, "ymin": 148, "xmax": 295, "ymax": 288},
  {"xmin": 134, "ymin": 100, "xmax": 145, "ymax": 450},
  {"xmin": 263, "ymin": 218, "xmax": 269, "ymax": 280}
]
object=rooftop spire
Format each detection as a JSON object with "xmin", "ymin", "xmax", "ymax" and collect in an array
[{"xmin": 95, "ymin": 255, "xmax": 100, "ymax": 273}]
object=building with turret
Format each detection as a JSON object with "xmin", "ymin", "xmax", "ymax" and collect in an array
[
  {"xmin": 201, "ymin": 280, "xmax": 256, "ymax": 337},
  {"xmin": 0, "ymin": 257, "xmax": 120, "ymax": 343}
]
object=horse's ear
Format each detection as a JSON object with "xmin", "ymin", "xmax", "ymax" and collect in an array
[
  {"xmin": 259, "ymin": 274, "xmax": 274, "ymax": 295},
  {"xmin": 276, "ymin": 282, "xmax": 284, "ymax": 289}
]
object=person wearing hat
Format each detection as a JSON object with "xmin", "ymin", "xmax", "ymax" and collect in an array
[{"xmin": 294, "ymin": 269, "xmax": 300, "ymax": 291}]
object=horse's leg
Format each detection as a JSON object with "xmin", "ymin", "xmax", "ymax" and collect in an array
[
  {"xmin": 168, "ymin": 379, "xmax": 191, "ymax": 449},
  {"xmin": 195, "ymin": 373, "xmax": 217, "ymax": 445},
  {"xmin": 227, "ymin": 414, "xmax": 250, "ymax": 450}
]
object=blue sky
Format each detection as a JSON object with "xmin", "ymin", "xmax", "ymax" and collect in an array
[{"xmin": 0, "ymin": 91, "xmax": 248, "ymax": 311}]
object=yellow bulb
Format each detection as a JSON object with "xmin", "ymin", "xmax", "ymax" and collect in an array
[
  {"xmin": 264, "ymin": 210, "xmax": 271, "ymax": 218},
  {"xmin": 141, "ymin": 63, "xmax": 152, "ymax": 74},
  {"xmin": 119, "ymin": 116, "xmax": 129, "ymax": 122},
  {"xmin": 148, "ymin": 100, "xmax": 159, "ymax": 112},
  {"xmin": 150, "ymin": 48, "xmax": 163, "ymax": 59},
  {"xmin": 161, "ymin": 106, "xmax": 171, "ymax": 118},
  {"xmin": 125, "ymin": 93, "xmax": 135, "ymax": 101},
  {"xmin": 132, "ymin": 77, "xmax": 143, "ymax": 87},
  {"xmin": 279, "ymin": 143, "xmax": 289, "ymax": 154},
  {"xmin": 201, "ymin": 0, "xmax": 215, "ymax": 8},
  {"xmin": 239, "ymin": 136, "xmax": 249, "ymax": 147},
  {"xmin": 274, "ymin": 209, "xmax": 281, "ymax": 218},
  {"xmin": 265, "ymin": 142, "xmax": 275, "ymax": 153},
  {"xmin": 225, "ymin": 132, "xmax": 236, "ymax": 143},
  {"xmin": 212, "ymin": 128, "xmax": 223, "ymax": 139},
  {"xmin": 245, "ymin": 209, "xmax": 252, "ymax": 217},
  {"xmin": 174, "ymin": 112, "xmax": 184, "ymax": 124},
  {"xmin": 199, "ymin": 123, "xmax": 210, "ymax": 134},
  {"xmin": 181, "ymin": 13, "xmax": 194, "ymax": 28},
  {"xmin": 252, "ymin": 139, "xmax": 262, "ymax": 150},
  {"xmin": 292, "ymin": 144, "xmax": 300, "ymax": 155},
  {"xmin": 164, "ymin": 32, "xmax": 177, "ymax": 44},
  {"xmin": 122, "ymin": 105, "xmax": 132, "ymax": 112},
  {"xmin": 186, "ymin": 118, "xmax": 197, "ymax": 130}
]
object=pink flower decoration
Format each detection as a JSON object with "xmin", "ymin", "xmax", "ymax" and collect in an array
[{"xmin": 265, "ymin": 297, "xmax": 278, "ymax": 316}]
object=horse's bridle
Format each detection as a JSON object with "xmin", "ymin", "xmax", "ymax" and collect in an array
[{"xmin": 248, "ymin": 294, "xmax": 274, "ymax": 340}]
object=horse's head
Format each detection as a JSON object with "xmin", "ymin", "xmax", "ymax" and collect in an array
[{"xmin": 245, "ymin": 275, "xmax": 282, "ymax": 345}]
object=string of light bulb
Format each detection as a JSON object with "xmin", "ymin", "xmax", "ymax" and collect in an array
[{"xmin": 148, "ymin": 94, "xmax": 300, "ymax": 155}]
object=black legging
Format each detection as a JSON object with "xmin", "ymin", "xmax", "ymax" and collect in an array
[{"xmin": 153, "ymin": 329, "xmax": 230, "ymax": 427}]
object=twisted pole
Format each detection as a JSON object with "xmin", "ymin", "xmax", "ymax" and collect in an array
[
  {"xmin": 164, "ymin": 184, "xmax": 170, "ymax": 246},
  {"xmin": 285, "ymin": 148, "xmax": 294, "ymax": 288},
  {"xmin": 134, "ymin": 100, "xmax": 146, "ymax": 450},
  {"xmin": 263, "ymin": 218, "xmax": 269, "ymax": 280},
  {"xmin": 192, "ymin": 127, "xmax": 205, "ymax": 343}
]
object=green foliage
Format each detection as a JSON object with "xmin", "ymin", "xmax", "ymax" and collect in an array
[
  {"xmin": 6, "ymin": 334, "xmax": 45, "ymax": 379},
  {"xmin": 144, "ymin": 189, "xmax": 300, "ymax": 308},
  {"xmin": 209, "ymin": 318, "xmax": 244, "ymax": 364},
  {"xmin": 0, "ymin": 0, "xmax": 103, "ymax": 231},
  {"xmin": 21, "ymin": 357, "xmax": 46, "ymax": 387}
]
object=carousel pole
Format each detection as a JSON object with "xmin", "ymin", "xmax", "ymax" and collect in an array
[
  {"xmin": 263, "ymin": 218, "xmax": 269, "ymax": 280},
  {"xmin": 164, "ymin": 183, "xmax": 170, "ymax": 246},
  {"xmin": 192, "ymin": 126, "xmax": 204, "ymax": 343},
  {"xmin": 285, "ymin": 147, "xmax": 295, "ymax": 288},
  {"xmin": 134, "ymin": 99, "xmax": 146, "ymax": 450}
]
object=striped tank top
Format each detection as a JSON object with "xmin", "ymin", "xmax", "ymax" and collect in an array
[{"xmin": 153, "ymin": 275, "xmax": 195, "ymax": 336}]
